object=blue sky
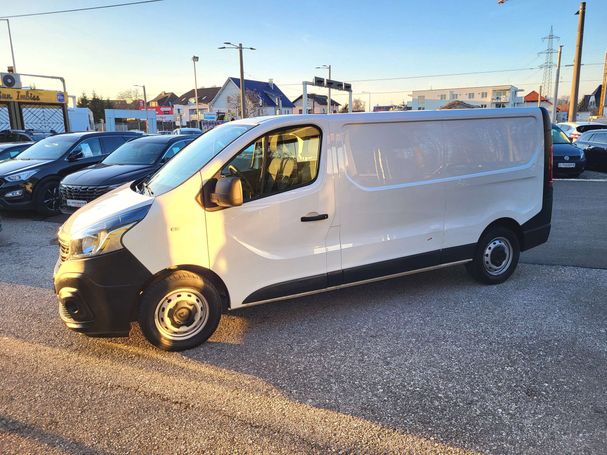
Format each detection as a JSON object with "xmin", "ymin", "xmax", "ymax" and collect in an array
[{"xmin": 1, "ymin": 0, "xmax": 605, "ymax": 106}]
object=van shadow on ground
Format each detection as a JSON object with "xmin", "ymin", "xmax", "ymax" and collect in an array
[{"xmin": 158, "ymin": 264, "xmax": 606, "ymax": 453}]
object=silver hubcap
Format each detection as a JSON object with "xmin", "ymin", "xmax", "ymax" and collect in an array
[
  {"xmin": 154, "ymin": 288, "xmax": 209, "ymax": 341},
  {"xmin": 483, "ymin": 237, "xmax": 513, "ymax": 276}
]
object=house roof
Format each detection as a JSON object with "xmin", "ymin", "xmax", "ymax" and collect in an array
[
  {"xmin": 175, "ymin": 87, "xmax": 221, "ymax": 105},
  {"xmin": 524, "ymin": 90, "xmax": 551, "ymax": 104},
  {"xmin": 149, "ymin": 91, "xmax": 178, "ymax": 106},
  {"xmin": 577, "ymin": 84, "xmax": 602, "ymax": 112},
  {"xmin": 228, "ymin": 78, "xmax": 295, "ymax": 108},
  {"xmin": 439, "ymin": 100, "xmax": 478, "ymax": 110},
  {"xmin": 291, "ymin": 93, "xmax": 340, "ymax": 106}
]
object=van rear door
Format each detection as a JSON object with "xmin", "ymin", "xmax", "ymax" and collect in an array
[{"xmin": 334, "ymin": 120, "xmax": 446, "ymax": 282}]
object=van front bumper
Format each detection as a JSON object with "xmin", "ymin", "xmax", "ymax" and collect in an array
[{"xmin": 54, "ymin": 249, "xmax": 152, "ymax": 337}]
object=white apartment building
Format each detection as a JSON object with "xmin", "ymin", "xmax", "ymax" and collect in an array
[{"xmin": 410, "ymin": 85, "xmax": 523, "ymax": 110}]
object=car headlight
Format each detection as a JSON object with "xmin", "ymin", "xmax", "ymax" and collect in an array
[
  {"xmin": 4, "ymin": 170, "xmax": 38, "ymax": 182},
  {"xmin": 67, "ymin": 203, "xmax": 151, "ymax": 259}
]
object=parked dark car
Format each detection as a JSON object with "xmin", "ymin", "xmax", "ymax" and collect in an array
[
  {"xmin": 60, "ymin": 134, "xmax": 194, "ymax": 212},
  {"xmin": 0, "ymin": 131, "xmax": 141, "ymax": 214},
  {"xmin": 551, "ymin": 124, "xmax": 586, "ymax": 178},
  {"xmin": 574, "ymin": 129, "xmax": 607, "ymax": 171},
  {"xmin": 0, "ymin": 129, "xmax": 52, "ymax": 143},
  {"xmin": 0, "ymin": 142, "xmax": 33, "ymax": 161}
]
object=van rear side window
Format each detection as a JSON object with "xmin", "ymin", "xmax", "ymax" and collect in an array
[{"xmin": 344, "ymin": 117, "xmax": 537, "ymax": 188}]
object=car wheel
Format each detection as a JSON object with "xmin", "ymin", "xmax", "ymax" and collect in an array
[
  {"xmin": 138, "ymin": 271, "xmax": 222, "ymax": 351},
  {"xmin": 34, "ymin": 179, "xmax": 61, "ymax": 215},
  {"xmin": 465, "ymin": 226, "xmax": 520, "ymax": 285}
]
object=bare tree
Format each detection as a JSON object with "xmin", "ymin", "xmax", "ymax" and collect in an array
[
  {"xmin": 227, "ymin": 89, "xmax": 264, "ymax": 118},
  {"xmin": 352, "ymin": 98, "xmax": 365, "ymax": 112},
  {"xmin": 116, "ymin": 88, "xmax": 141, "ymax": 103}
]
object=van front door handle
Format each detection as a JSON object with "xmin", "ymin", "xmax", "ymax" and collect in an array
[{"xmin": 301, "ymin": 213, "xmax": 328, "ymax": 222}]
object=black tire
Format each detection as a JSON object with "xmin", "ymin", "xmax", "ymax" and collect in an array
[
  {"xmin": 138, "ymin": 271, "xmax": 222, "ymax": 351},
  {"xmin": 465, "ymin": 225, "xmax": 520, "ymax": 285},
  {"xmin": 34, "ymin": 179, "xmax": 61, "ymax": 215}
]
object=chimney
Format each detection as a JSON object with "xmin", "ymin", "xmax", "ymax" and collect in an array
[{"xmin": 268, "ymin": 79, "xmax": 274, "ymax": 89}]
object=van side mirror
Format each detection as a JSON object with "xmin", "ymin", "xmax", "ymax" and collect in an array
[
  {"xmin": 67, "ymin": 148, "xmax": 83, "ymax": 161},
  {"xmin": 210, "ymin": 176, "xmax": 243, "ymax": 207}
]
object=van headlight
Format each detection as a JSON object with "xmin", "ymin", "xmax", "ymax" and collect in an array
[
  {"xmin": 66, "ymin": 203, "xmax": 151, "ymax": 259},
  {"xmin": 71, "ymin": 223, "xmax": 135, "ymax": 258}
]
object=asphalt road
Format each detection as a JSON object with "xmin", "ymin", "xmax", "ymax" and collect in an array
[{"xmin": 1, "ymin": 179, "xmax": 606, "ymax": 454}]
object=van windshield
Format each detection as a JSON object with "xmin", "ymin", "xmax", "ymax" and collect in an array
[{"xmin": 145, "ymin": 124, "xmax": 253, "ymax": 196}]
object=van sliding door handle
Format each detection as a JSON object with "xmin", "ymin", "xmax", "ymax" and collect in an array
[{"xmin": 301, "ymin": 213, "xmax": 328, "ymax": 222}]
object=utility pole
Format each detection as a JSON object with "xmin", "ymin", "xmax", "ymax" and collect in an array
[
  {"xmin": 599, "ymin": 51, "xmax": 607, "ymax": 118},
  {"xmin": 219, "ymin": 42, "xmax": 255, "ymax": 119},
  {"xmin": 192, "ymin": 56, "xmax": 200, "ymax": 128},
  {"xmin": 552, "ymin": 45, "xmax": 564, "ymax": 120},
  {"xmin": 538, "ymin": 85, "xmax": 543, "ymax": 107},
  {"xmin": 568, "ymin": 1, "xmax": 586, "ymax": 122}
]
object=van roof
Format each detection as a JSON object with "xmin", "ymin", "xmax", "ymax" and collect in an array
[{"xmin": 232, "ymin": 107, "xmax": 546, "ymax": 128}]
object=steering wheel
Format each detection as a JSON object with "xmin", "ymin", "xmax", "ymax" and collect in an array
[{"xmin": 227, "ymin": 165, "xmax": 255, "ymax": 199}]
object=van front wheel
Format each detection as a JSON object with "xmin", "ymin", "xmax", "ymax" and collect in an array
[
  {"xmin": 138, "ymin": 271, "xmax": 222, "ymax": 351},
  {"xmin": 465, "ymin": 226, "xmax": 520, "ymax": 284}
]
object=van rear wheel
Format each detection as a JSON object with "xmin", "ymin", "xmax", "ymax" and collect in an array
[
  {"xmin": 465, "ymin": 226, "xmax": 520, "ymax": 284},
  {"xmin": 138, "ymin": 271, "xmax": 222, "ymax": 351}
]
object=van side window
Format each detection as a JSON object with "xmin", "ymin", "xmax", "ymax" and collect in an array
[{"xmin": 220, "ymin": 125, "xmax": 321, "ymax": 202}]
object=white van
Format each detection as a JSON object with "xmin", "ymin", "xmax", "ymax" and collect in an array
[{"xmin": 54, "ymin": 108, "xmax": 553, "ymax": 350}]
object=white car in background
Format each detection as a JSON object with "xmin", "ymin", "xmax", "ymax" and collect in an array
[
  {"xmin": 172, "ymin": 127, "xmax": 202, "ymax": 136},
  {"xmin": 557, "ymin": 122, "xmax": 607, "ymax": 141}
]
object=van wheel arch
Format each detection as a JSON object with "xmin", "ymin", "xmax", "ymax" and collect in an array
[
  {"xmin": 479, "ymin": 218, "xmax": 523, "ymax": 248},
  {"xmin": 134, "ymin": 265, "xmax": 231, "ymax": 320}
]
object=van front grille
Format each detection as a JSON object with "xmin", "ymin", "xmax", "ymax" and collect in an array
[{"xmin": 59, "ymin": 238, "xmax": 70, "ymax": 262}]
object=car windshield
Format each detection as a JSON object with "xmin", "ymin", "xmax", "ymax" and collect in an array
[
  {"xmin": 552, "ymin": 128, "xmax": 570, "ymax": 144},
  {"xmin": 17, "ymin": 136, "xmax": 78, "ymax": 160},
  {"xmin": 103, "ymin": 140, "xmax": 167, "ymax": 165},
  {"xmin": 146, "ymin": 124, "xmax": 253, "ymax": 196}
]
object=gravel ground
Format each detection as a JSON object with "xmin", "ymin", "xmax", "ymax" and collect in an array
[{"xmin": 0, "ymin": 180, "xmax": 606, "ymax": 454}]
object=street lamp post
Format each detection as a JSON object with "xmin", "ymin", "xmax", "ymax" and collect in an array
[
  {"xmin": 316, "ymin": 64, "xmax": 332, "ymax": 114},
  {"xmin": 192, "ymin": 55, "xmax": 200, "ymax": 128},
  {"xmin": 134, "ymin": 84, "xmax": 148, "ymax": 133},
  {"xmin": 362, "ymin": 91, "xmax": 372, "ymax": 112},
  {"xmin": 0, "ymin": 19, "xmax": 17, "ymax": 72},
  {"xmin": 218, "ymin": 42, "xmax": 255, "ymax": 119}
]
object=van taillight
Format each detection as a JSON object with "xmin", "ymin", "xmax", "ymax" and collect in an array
[{"xmin": 548, "ymin": 145, "xmax": 553, "ymax": 183}]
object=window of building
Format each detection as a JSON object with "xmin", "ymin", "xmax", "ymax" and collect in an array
[
  {"xmin": 468, "ymin": 93, "xmax": 474, "ymax": 99},
  {"xmin": 220, "ymin": 125, "xmax": 321, "ymax": 202},
  {"xmin": 439, "ymin": 94, "xmax": 446, "ymax": 100},
  {"xmin": 417, "ymin": 95, "xmax": 425, "ymax": 105},
  {"xmin": 450, "ymin": 92, "xmax": 458, "ymax": 100},
  {"xmin": 480, "ymin": 92, "xmax": 488, "ymax": 98}
]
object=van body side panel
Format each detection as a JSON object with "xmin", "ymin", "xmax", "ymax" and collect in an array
[
  {"xmin": 335, "ymin": 120, "xmax": 446, "ymax": 273},
  {"xmin": 441, "ymin": 114, "xmax": 544, "ymax": 249},
  {"xmin": 204, "ymin": 121, "xmax": 335, "ymax": 308},
  {"xmin": 122, "ymin": 172, "xmax": 210, "ymax": 274}
]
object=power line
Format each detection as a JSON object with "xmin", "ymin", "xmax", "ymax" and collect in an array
[
  {"xmin": 278, "ymin": 63, "xmax": 603, "ymax": 87},
  {"xmin": 0, "ymin": 0, "xmax": 164, "ymax": 19}
]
